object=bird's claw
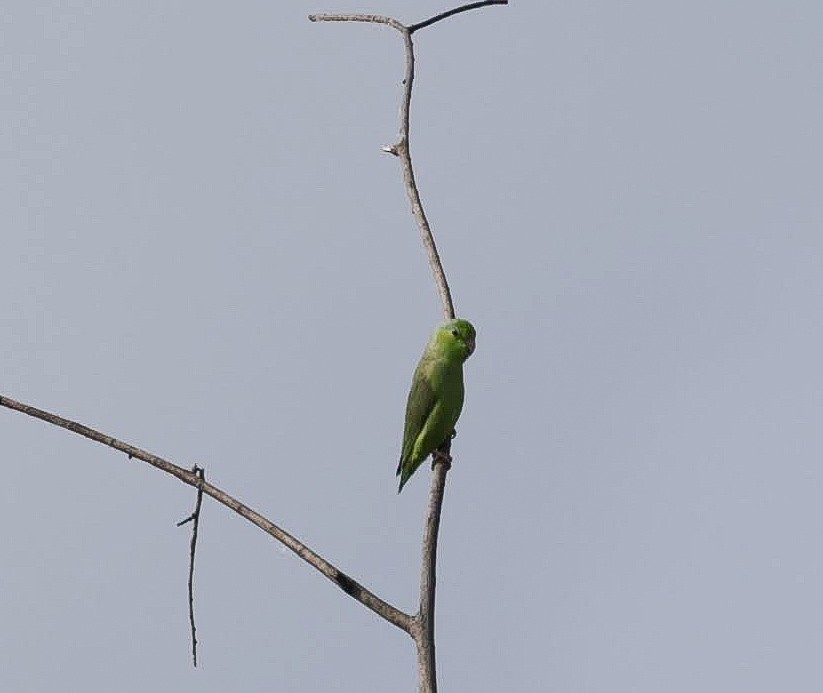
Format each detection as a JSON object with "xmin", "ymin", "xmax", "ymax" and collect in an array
[{"xmin": 431, "ymin": 448, "xmax": 452, "ymax": 470}]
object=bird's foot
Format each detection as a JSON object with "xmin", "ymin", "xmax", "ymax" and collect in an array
[{"xmin": 431, "ymin": 448, "xmax": 452, "ymax": 471}]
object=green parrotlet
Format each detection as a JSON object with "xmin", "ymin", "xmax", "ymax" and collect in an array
[{"xmin": 397, "ymin": 318, "xmax": 476, "ymax": 492}]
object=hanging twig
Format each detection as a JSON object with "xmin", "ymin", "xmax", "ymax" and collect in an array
[{"xmin": 177, "ymin": 465, "xmax": 206, "ymax": 667}]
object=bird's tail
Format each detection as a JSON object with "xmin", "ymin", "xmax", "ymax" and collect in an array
[{"xmin": 396, "ymin": 458, "xmax": 412, "ymax": 493}]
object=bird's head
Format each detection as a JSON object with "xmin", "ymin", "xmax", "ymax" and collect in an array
[{"xmin": 437, "ymin": 318, "xmax": 476, "ymax": 361}]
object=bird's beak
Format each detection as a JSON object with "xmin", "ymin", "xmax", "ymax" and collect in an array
[{"xmin": 467, "ymin": 337, "xmax": 476, "ymax": 355}]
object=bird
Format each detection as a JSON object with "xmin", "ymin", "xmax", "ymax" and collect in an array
[{"xmin": 397, "ymin": 318, "xmax": 476, "ymax": 492}]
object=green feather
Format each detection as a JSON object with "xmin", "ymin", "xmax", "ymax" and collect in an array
[{"xmin": 397, "ymin": 319, "xmax": 476, "ymax": 492}]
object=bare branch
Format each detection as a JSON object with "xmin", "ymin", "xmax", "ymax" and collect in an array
[
  {"xmin": 310, "ymin": 5, "xmax": 503, "ymax": 691},
  {"xmin": 392, "ymin": 28, "xmax": 456, "ymax": 320},
  {"xmin": 308, "ymin": 13, "xmax": 404, "ymax": 32},
  {"xmin": 414, "ymin": 452, "xmax": 451, "ymax": 692},
  {"xmin": 177, "ymin": 465, "xmax": 205, "ymax": 667},
  {"xmin": 2, "ymin": 3, "xmax": 502, "ymax": 688},
  {"xmin": 308, "ymin": 11, "xmax": 455, "ymax": 319},
  {"xmin": 408, "ymin": 0, "xmax": 509, "ymax": 34},
  {"xmin": 0, "ymin": 394, "xmax": 413, "ymax": 634},
  {"xmin": 310, "ymin": 1, "xmax": 508, "ymax": 319}
]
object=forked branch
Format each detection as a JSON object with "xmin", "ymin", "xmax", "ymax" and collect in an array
[
  {"xmin": 0, "ymin": 3, "xmax": 505, "ymax": 692},
  {"xmin": 0, "ymin": 394, "xmax": 412, "ymax": 633},
  {"xmin": 311, "ymin": 4, "xmax": 506, "ymax": 692},
  {"xmin": 310, "ymin": 0, "xmax": 508, "ymax": 320}
]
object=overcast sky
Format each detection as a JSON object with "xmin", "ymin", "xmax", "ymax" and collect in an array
[{"xmin": 2, "ymin": 1, "xmax": 823, "ymax": 691}]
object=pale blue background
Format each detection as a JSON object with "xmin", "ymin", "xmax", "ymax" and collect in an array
[{"xmin": 2, "ymin": 1, "xmax": 823, "ymax": 691}]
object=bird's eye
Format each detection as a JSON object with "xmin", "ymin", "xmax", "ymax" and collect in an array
[{"xmin": 452, "ymin": 329, "xmax": 459, "ymax": 337}]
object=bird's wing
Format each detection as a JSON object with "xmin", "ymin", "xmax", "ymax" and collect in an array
[{"xmin": 397, "ymin": 362, "xmax": 438, "ymax": 475}]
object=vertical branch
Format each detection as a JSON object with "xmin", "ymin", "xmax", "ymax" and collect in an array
[
  {"xmin": 310, "ymin": 4, "xmax": 506, "ymax": 691},
  {"xmin": 177, "ymin": 465, "xmax": 206, "ymax": 667},
  {"xmin": 310, "ymin": 11, "xmax": 457, "ymax": 319},
  {"xmin": 414, "ymin": 457, "xmax": 449, "ymax": 692},
  {"xmin": 389, "ymin": 28, "xmax": 455, "ymax": 320}
]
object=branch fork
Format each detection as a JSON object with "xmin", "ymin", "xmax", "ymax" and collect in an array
[{"xmin": 1, "ymin": 3, "xmax": 507, "ymax": 692}]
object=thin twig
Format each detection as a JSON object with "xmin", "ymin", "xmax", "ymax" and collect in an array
[
  {"xmin": 308, "ymin": 13, "xmax": 404, "ymax": 32},
  {"xmin": 408, "ymin": 0, "xmax": 508, "ymax": 34},
  {"xmin": 176, "ymin": 465, "xmax": 205, "ymax": 667},
  {"xmin": 0, "ymin": 394, "xmax": 413, "ymax": 634}
]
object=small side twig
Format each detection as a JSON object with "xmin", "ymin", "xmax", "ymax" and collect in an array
[
  {"xmin": 408, "ymin": 0, "xmax": 508, "ymax": 33},
  {"xmin": 177, "ymin": 465, "xmax": 206, "ymax": 667}
]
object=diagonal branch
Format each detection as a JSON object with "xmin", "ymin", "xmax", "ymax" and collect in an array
[
  {"xmin": 408, "ymin": 0, "xmax": 508, "ymax": 34},
  {"xmin": 0, "ymin": 394, "xmax": 413, "ymax": 634}
]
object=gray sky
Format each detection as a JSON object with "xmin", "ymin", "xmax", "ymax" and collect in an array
[{"xmin": 2, "ymin": 1, "xmax": 823, "ymax": 691}]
